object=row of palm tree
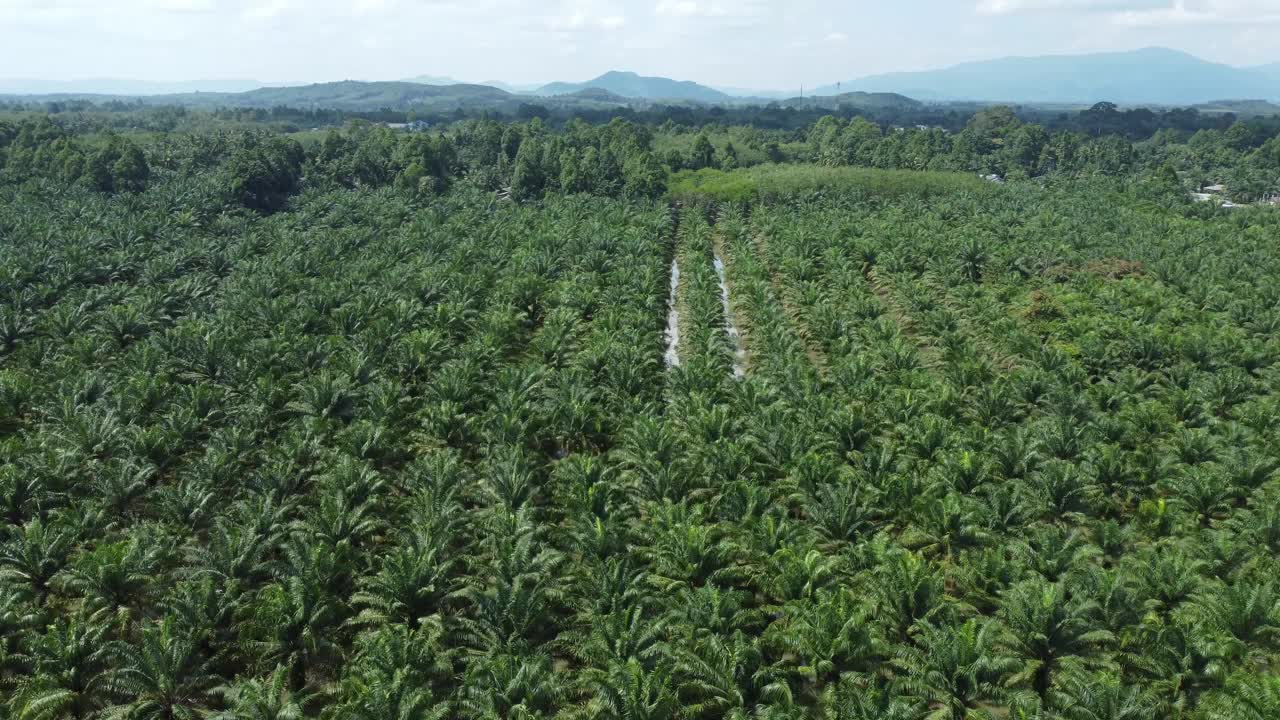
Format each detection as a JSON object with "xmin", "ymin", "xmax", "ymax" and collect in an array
[{"xmin": 2, "ymin": 144, "xmax": 1280, "ymax": 720}]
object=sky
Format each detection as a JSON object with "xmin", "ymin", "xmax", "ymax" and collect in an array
[{"xmin": 2, "ymin": 0, "xmax": 1279, "ymax": 89}]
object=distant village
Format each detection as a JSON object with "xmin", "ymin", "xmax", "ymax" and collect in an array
[
  {"xmin": 1191, "ymin": 183, "xmax": 1280, "ymax": 209},
  {"xmin": 384, "ymin": 120, "xmax": 432, "ymax": 132}
]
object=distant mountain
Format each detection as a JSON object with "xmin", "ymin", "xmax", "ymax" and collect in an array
[
  {"xmin": 402, "ymin": 74, "xmax": 464, "ymax": 86},
  {"xmin": 481, "ymin": 80, "xmax": 545, "ymax": 94},
  {"xmin": 714, "ymin": 86, "xmax": 793, "ymax": 100},
  {"xmin": 536, "ymin": 71, "xmax": 730, "ymax": 102},
  {"xmin": 818, "ymin": 48, "xmax": 1280, "ymax": 105},
  {"xmin": 0, "ymin": 80, "xmax": 647, "ymax": 114},
  {"xmin": 13, "ymin": 49, "xmax": 1280, "ymax": 112},
  {"xmin": 403, "ymin": 76, "xmax": 545, "ymax": 94},
  {"xmin": 781, "ymin": 91, "xmax": 920, "ymax": 110},
  {"xmin": 0, "ymin": 78, "xmax": 276, "ymax": 95},
  {"xmin": 1194, "ymin": 99, "xmax": 1280, "ymax": 117},
  {"xmin": 0, "ymin": 81, "xmax": 516, "ymax": 111},
  {"xmin": 173, "ymin": 81, "xmax": 512, "ymax": 110},
  {"xmin": 562, "ymin": 88, "xmax": 632, "ymax": 103},
  {"xmin": 1252, "ymin": 63, "xmax": 1280, "ymax": 84}
]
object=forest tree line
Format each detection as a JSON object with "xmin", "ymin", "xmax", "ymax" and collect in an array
[{"xmin": 2, "ymin": 102, "xmax": 1279, "ymax": 206}]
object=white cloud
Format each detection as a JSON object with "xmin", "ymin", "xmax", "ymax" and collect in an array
[
  {"xmin": 787, "ymin": 30, "xmax": 849, "ymax": 49},
  {"xmin": 978, "ymin": 0, "xmax": 1280, "ymax": 21},
  {"xmin": 545, "ymin": 0, "xmax": 627, "ymax": 31},
  {"xmin": 654, "ymin": 0, "xmax": 697, "ymax": 15},
  {"xmin": 147, "ymin": 0, "xmax": 218, "ymax": 11},
  {"xmin": 241, "ymin": 0, "xmax": 297, "ymax": 22},
  {"xmin": 352, "ymin": 0, "xmax": 391, "ymax": 14},
  {"xmin": 654, "ymin": 0, "xmax": 767, "ymax": 21},
  {"xmin": 977, "ymin": 0, "xmax": 1168, "ymax": 13},
  {"xmin": 1109, "ymin": 0, "xmax": 1280, "ymax": 25}
]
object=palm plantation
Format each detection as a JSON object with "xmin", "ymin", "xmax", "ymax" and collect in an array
[{"xmin": 1, "ymin": 106, "xmax": 1279, "ymax": 719}]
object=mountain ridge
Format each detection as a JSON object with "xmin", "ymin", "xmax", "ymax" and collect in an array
[
  {"xmin": 0, "ymin": 80, "xmax": 667, "ymax": 114},
  {"xmin": 536, "ymin": 71, "xmax": 731, "ymax": 102},
  {"xmin": 8, "ymin": 48, "xmax": 1280, "ymax": 109},
  {"xmin": 817, "ymin": 47, "xmax": 1280, "ymax": 105},
  {"xmin": 0, "ymin": 77, "xmax": 286, "ymax": 95},
  {"xmin": 780, "ymin": 91, "xmax": 921, "ymax": 110},
  {"xmin": 1, "ymin": 81, "xmax": 516, "ymax": 111},
  {"xmin": 402, "ymin": 74, "xmax": 464, "ymax": 86}
]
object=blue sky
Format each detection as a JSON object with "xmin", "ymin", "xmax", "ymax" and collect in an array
[{"xmin": 1, "ymin": 0, "xmax": 1278, "ymax": 87}]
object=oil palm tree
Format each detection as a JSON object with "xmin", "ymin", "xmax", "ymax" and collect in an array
[
  {"xmin": 324, "ymin": 623, "xmax": 452, "ymax": 720},
  {"xmin": 995, "ymin": 579, "xmax": 1114, "ymax": 701},
  {"xmin": 102, "ymin": 617, "xmax": 218, "ymax": 720},
  {"xmin": 1195, "ymin": 671, "xmax": 1280, "ymax": 720},
  {"xmin": 457, "ymin": 652, "xmax": 565, "ymax": 720},
  {"xmin": 239, "ymin": 575, "xmax": 341, "ymax": 692},
  {"xmin": 456, "ymin": 509, "xmax": 565, "ymax": 654},
  {"xmin": 211, "ymin": 666, "xmax": 311, "ymax": 720},
  {"xmin": 56, "ymin": 536, "xmax": 162, "ymax": 630},
  {"xmin": 901, "ymin": 493, "xmax": 992, "ymax": 562},
  {"xmin": 642, "ymin": 504, "xmax": 742, "ymax": 591},
  {"xmin": 765, "ymin": 588, "xmax": 885, "ymax": 695},
  {"xmin": 581, "ymin": 658, "xmax": 680, "ymax": 720},
  {"xmin": 804, "ymin": 475, "xmax": 880, "ymax": 549},
  {"xmin": 894, "ymin": 618, "xmax": 1013, "ymax": 720},
  {"xmin": 351, "ymin": 529, "xmax": 458, "ymax": 630},
  {"xmin": 1180, "ymin": 579, "xmax": 1280, "ymax": 666},
  {"xmin": 560, "ymin": 602, "xmax": 669, "ymax": 670},
  {"xmin": 873, "ymin": 550, "xmax": 953, "ymax": 646},
  {"xmin": 1049, "ymin": 672, "xmax": 1156, "ymax": 720},
  {"xmin": 7, "ymin": 608, "xmax": 114, "ymax": 720},
  {"xmin": 674, "ymin": 631, "xmax": 792, "ymax": 719},
  {"xmin": 0, "ymin": 518, "xmax": 71, "ymax": 605}
]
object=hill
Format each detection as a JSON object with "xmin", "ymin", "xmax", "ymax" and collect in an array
[
  {"xmin": 0, "ymin": 80, "xmax": 651, "ymax": 115},
  {"xmin": 1193, "ymin": 99, "xmax": 1280, "ymax": 117},
  {"xmin": 403, "ymin": 76, "xmax": 546, "ymax": 94},
  {"xmin": 561, "ymin": 87, "xmax": 632, "ymax": 103},
  {"xmin": 402, "ymin": 74, "xmax": 464, "ymax": 86},
  {"xmin": 714, "ymin": 86, "xmax": 793, "ymax": 100},
  {"xmin": 780, "ymin": 91, "xmax": 921, "ymax": 110},
  {"xmin": 819, "ymin": 48, "xmax": 1280, "ymax": 105},
  {"xmin": 0, "ymin": 81, "xmax": 520, "ymax": 112},
  {"xmin": 1253, "ymin": 63, "xmax": 1280, "ymax": 84},
  {"xmin": 0, "ymin": 77, "xmax": 275, "ymax": 95},
  {"xmin": 222, "ymin": 80, "xmax": 512, "ymax": 108},
  {"xmin": 536, "ymin": 71, "xmax": 730, "ymax": 102},
  {"xmin": 480, "ymin": 80, "xmax": 545, "ymax": 94}
]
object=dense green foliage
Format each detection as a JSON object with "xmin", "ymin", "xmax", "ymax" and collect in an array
[
  {"xmin": 669, "ymin": 165, "xmax": 990, "ymax": 203},
  {"xmin": 1, "ymin": 108, "xmax": 1279, "ymax": 719},
  {"xmin": 0, "ymin": 118, "xmax": 151, "ymax": 194},
  {"xmin": 4, "ymin": 91, "xmax": 1277, "ymax": 143},
  {"xmin": 802, "ymin": 108, "xmax": 1280, "ymax": 200},
  {"xmin": 4, "ymin": 101, "xmax": 1278, "ymax": 204}
]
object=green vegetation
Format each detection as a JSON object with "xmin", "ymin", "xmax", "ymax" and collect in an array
[
  {"xmin": 669, "ymin": 164, "xmax": 990, "ymax": 203},
  {"xmin": 1, "ymin": 103, "xmax": 1279, "ymax": 720}
]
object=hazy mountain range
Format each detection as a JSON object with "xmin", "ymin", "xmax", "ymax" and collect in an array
[
  {"xmin": 402, "ymin": 75, "xmax": 544, "ymax": 93},
  {"xmin": 535, "ymin": 71, "xmax": 733, "ymax": 103},
  {"xmin": 814, "ymin": 48, "xmax": 1280, "ymax": 105},
  {"xmin": 4, "ymin": 48, "xmax": 1280, "ymax": 109},
  {"xmin": 0, "ymin": 78, "xmax": 293, "ymax": 95}
]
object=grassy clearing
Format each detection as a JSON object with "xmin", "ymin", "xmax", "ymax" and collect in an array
[{"xmin": 652, "ymin": 129, "xmax": 805, "ymax": 167}]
